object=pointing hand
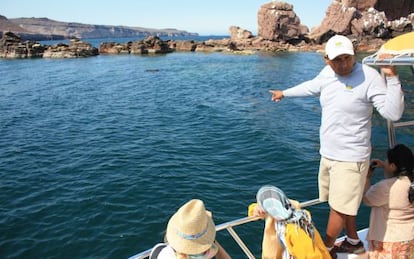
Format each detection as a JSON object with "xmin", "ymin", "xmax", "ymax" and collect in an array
[{"xmin": 269, "ymin": 90, "xmax": 284, "ymax": 102}]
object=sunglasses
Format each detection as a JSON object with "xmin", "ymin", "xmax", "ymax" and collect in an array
[{"xmin": 187, "ymin": 242, "xmax": 218, "ymax": 259}]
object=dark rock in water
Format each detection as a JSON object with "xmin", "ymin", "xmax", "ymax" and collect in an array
[
  {"xmin": 0, "ymin": 31, "xmax": 44, "ymax": 58},
  {"xmin": 168, "ymin": 40, "xmax": 197, "ymax": 52},
  {"xmin": 130, "ymin": 36, "xmax": 173, "ymax": 54},
  {"xmin": 0, "ymin": 32, "xmax": 99, "ymax": 58},
  {"xmin": 99, "ymin": 36, "xmax": 174, "ymax": 55},
  {"xmin": 43, "ymin": 38, "xmax": 99, "ymax": 58},
  {"xmin": 99, "ymin": 42, "xmax": 131, "ymax": 54}
]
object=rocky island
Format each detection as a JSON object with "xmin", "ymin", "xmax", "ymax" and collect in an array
[{"xmin": 1, "ymin": 0, "xmax": 413, "ymax": 58}]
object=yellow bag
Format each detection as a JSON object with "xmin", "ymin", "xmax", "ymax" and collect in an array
[
  {"xmin": 283, "ymin": 223, "xmax": 330, "ymax": 259},
  {"xmin": 261, "ymin": 210, "xmax": 330, "ymax": 259}
]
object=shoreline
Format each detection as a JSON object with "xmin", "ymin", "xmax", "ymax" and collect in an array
[{"xmin": 1, "ymin": 32, "xmax": 384, "ymax": 59}]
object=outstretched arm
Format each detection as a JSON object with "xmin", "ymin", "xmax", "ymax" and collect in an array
[{"xmin": 269, "ymin": 74, "xmax": 324, "ymax": 103}]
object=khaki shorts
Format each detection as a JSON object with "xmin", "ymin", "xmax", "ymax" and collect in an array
[{"xmin": 318, "ymin": 157, "xmax": 369, "ymax": 216}]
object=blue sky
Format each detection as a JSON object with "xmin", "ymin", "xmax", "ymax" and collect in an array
[{"xmin": 2, "ymin": 0, "xmax": 333, "ymax": 35}]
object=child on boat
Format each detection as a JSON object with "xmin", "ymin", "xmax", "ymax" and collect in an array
[
  {"xmin": 363, "ymin": 144, "xmax": 414, "ymax": 258},
  {"xmin": 149, "ymin": 199, "xmax": 231, "ymax": 259},
  {"xmin": 250, "ymin": 185, "xmax": 331, "ymax": 259}
]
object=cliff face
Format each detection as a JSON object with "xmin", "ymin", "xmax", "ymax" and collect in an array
[
  {"xmin": 0, "ymin": 16, "xmax": 198, "ymax": 40},
  {"xmin": 307, "ymin": 0, "xmax": 414, "ymax": 43},
  {"xmin": 0, "ymin": 15, "xmax": 30, "ymax": 33},
  {"xmin": 375, "ymin": 0, "xmax": 414, "ymax": 20}
]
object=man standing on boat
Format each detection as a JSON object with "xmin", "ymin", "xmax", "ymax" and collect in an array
[{"xmin": 269, "ymin": 34, "xmax": 404, "ymax": 257}]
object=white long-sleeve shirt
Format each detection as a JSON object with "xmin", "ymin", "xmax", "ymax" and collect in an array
[{"xmin": 283, "ymin": 63, "xmax": 404, "ymax": 161}]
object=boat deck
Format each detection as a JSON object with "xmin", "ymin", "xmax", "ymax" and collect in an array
[{"xmin": 129, "ymin": 34, "xmax": 414, "ymax": 259}]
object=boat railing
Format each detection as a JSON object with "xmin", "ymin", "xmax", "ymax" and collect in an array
[
  {"xmin": 362, "ymin": 54, "xmax": 414, "ymax": 148},
  {"xmin": 362, "ymin": 52, "xmax": 414, "ymax": 66},
  {"xmin": 128, "ymin": 198, "xmax": 324, "ymax": 259}
]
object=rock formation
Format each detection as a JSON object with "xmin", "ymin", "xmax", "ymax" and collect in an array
[
  {"xmin": 309, "ymin": 0, "xmax": 414, "ymax": 43},
  {"xmin": 99, "ymin": 36, "xmax": 174, "ymax": 54},
  {"xmin": 0, "ymin": 31, "xmax": 98, "ymax": 58},
  {"xmin": 0, "ymin": 31, "xmax": 44, "ymax": 58},
  {"xmin": 43, "ymin": 38, "xmax": 99, "ymax": 58},
  {"xmin": 375, "ymin": 0, "xmax": 414, "ymax": 20},
  {"xmin": 229, "ymin": 26, "xmax": 254, "ymax": 40},
  {"xmin": 257, "ymin": 1, "xmax": 308, "ymax": 43}
]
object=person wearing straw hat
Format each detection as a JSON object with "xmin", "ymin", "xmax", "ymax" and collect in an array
[
  {"xmin": 269, "ymin": 34, "xmax": 404, "ymax": 258},
  {"xmin": 250, "ymin": 185, "xmax": 330, "ymax": 259},
  {"xmin": 149, "ymin": 199, "xmax": 231, "ymax": 259}
]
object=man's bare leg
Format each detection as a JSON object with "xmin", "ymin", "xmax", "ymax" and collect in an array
[
  {"xmin": 344, "ymin": 215, "xmax": 359, "ymax": 240},
  {"xmin": 324, "ymin": 208, "xmax": 345, "ymax": 248}
]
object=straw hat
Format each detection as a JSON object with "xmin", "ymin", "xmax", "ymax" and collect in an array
[{"xmin": 166, "ymin": 199, "xmax": 216, "ymax": 255}]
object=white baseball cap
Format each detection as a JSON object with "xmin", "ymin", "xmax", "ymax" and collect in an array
[{"xmin": 325, "ymin": 35, "xmax": 355, "ymax": 60}]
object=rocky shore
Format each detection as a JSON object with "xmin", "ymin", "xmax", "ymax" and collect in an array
[
  {"xmin": 0, "ymin": 32, "xmax": 99, "ymax": 58},
  {"xmin": 0, "ymin": 30, "xmax": 387, "ymax": 60},
  {"xmin": 1, "ymin": 0, "xmax": 413, "ymax": 59}
]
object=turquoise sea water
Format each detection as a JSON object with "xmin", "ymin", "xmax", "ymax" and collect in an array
[{"xmin": 0, "ymin": 49, "xmax": 413, "ymax": 258}]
